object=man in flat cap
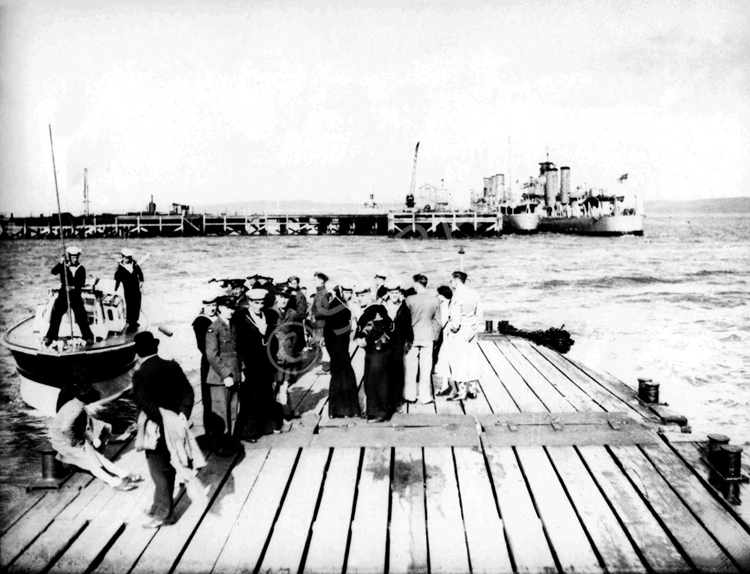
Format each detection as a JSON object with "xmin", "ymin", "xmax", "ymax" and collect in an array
[
  {"xmin": 114, "ymin": 247, "xmax": 144, "ymax": 330},
  {"xmin": 205, "ymin": 296, "xmax": 242, "ymax": 455},
  {"xmin": 446, "ymin": 271, "xmax": 483, "ymax": 401},
  {"xmin": 132, "ymin": 331, "xmax": 194, "ymax": 528},
  {"xmin": 44, "ymin": 245, "xmax": 95, "ymax": 345},
  {"xmin": 404, "ymin": 274, "xmax": 441, "ymax": 404},
  {"xmin": 310, "ymin": 272, "xmax": 331, "ymax": 372}
]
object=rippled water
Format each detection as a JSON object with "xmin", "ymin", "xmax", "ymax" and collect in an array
[{"xmin": 1, "ymin": 213, "xmax": 749, "ymax": 508}]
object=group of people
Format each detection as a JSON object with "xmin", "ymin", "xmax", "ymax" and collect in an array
[
  {"xmin": 192, "ymin": 269, "xmax": 484, "ymax": 436},
  {"xmin": 43, "ymin": 245, "xmax": 144, "ymax": 346}
]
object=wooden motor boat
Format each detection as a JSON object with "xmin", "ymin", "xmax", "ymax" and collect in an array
[{"xmin": 2, "ymin": 277, "xmax": 142, "ymax": 414}]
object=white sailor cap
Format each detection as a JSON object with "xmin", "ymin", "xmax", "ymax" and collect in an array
[
  {"xmin": 121, "ymin": 248, "xmax": 134, "ymax": 257},
  {"xmin": 66, "ymin": 246, "xmax": 81, "ymax": 255},
  {"xmin": 248, "ymin": 288, "xmax": 267, "ymax": 301}
]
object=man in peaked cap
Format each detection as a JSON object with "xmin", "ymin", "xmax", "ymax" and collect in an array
[
  {"xmin": 205, "ymin": 296, "xmax": 242, "ymax": 455},
  {"xmin": 44, "ymin": 245, "xmax": 95, "ymax": 345},
  {"xmin": 115, "ymin": 247, "xmax": 145, "ymax": 330},
  {"xmin": 192, "ymin": 286, "xmax": 220, "ymax": 446}
]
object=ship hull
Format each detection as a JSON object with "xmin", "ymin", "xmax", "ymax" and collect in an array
[
  {"xmin": 539, "ymin": 214, "xmax": 644, "ymax": 236},
  {"xmin": 503, "ymin": 213, "xmax": 540, "ymax": 233}
]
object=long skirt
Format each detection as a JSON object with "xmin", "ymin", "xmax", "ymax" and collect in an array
[
  {"xmin": 363, "ymin": 348, "xmax": 391, "ymax": 420},
  {"xmin": 325, "ymin": 331, "xmax": 361, "ymax": 418},
  {"xmin": 388, "ymin": 345, "xmax": 406, "ymax": 410},
  {"xmin": 236, "ymin": 370, "xmax": 282, "ymax": 440}
]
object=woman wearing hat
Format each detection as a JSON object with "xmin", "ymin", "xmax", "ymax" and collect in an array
[
  {"xmin": 355, "ymin": 298, "xmax": 394, "ymax": 422},
  {"xmin": 325, "ymin": 285, "xmax": 361, "ymax": 418},
  {"xmin": 114, "ymin": 247, "xmax": 144, "ymax": 329},
  {"xmin": 44, "ymin": 246, "xmax": 95, "ymax": 345}
]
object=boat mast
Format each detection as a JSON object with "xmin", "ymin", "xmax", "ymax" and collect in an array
[{"xmin": 48, "ymin": 125, "xmax": 74, "ymax": 338}]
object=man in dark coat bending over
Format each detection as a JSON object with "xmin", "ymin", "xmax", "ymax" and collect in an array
[{"xmin": 132, "ymin": 331, "xmax": 194, "ymax": 528}]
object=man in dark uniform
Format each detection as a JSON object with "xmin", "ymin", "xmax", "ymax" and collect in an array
[
  {"xmin": 250, "ymin": 275, "xmax": 277, "ymax": 309},
  {"xmin": 132, "ymin": 331, "xmax": 194, "ymax": 528},
  {"xmin": 44, "ymin": 245, "xmax": 95, "ymax": 345},
  {"xmin": 114, "ymin": 247, "xmax": 144, "ymax": 329},
  {"xmin": 205, "ymin": 296, "xmax": 242, "ymax": 455},
  {"xmin": 192, "ymin": 289, "xmax": 218, "ymax": 445},
  {"xmin": 310, "ymin": 272, "xmax": 331, "ymax": 372},
  {"xmin": 235, "ymin": 288, "xmax": 282, "ymax": 441}
]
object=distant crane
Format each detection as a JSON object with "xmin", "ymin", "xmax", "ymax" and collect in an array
[
  {"xmin": 82, "ymin": 168, "xmax": 90, "ymax": 217},
  {"xmin": 405, "ymin": 141, "xmax": 419, "ymax": 209}
]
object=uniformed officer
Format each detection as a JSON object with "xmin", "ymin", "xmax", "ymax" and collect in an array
[
  {"xmin": 44, "ymin": 246, "xmax": 95, "ymax": 345},
  {"xmin": 205, "ymin": 296, "xmax": 242, "ymax": 455},
  {"xmin": 114, "ymin": 247, "xmax": 144, "ymax": 329}
]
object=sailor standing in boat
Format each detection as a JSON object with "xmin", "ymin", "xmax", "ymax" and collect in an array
[
  {"xmin": 114, "ymin": 248, "xmax": 144, "ymax": 330},
  {"xmin": 44, "ymin": 245, "xmax": 95, "ymax": 346}
]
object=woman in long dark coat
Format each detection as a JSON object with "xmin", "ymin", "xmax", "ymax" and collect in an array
[
  {"xmin": 325, "ymin": 287, "xmax": 361, "ymax": 418},
  {"xmin": 355, "ymin": 301, "xmax": 393, "ymax": 422}
]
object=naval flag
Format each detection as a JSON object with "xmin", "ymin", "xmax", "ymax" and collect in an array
[{"xmin": 619, "ymin": 173, "xmax": 629, "ymax": 181}]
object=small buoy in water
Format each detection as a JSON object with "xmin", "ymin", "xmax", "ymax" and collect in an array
[{"xmin": 157, "ymin": 326, "xmax": 173, "ymax": 337}]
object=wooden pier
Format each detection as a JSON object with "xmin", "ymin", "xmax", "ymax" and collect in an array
[
  {"xmin": 0, "ymin": 211, "xmax": 504, "ymax": 239},
  {"xmin": 2, "ymin": 335, "xmax": 749, "ymax": 573}
]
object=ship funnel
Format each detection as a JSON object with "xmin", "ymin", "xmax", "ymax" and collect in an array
[
  {"xmin": 496, "ymin": 174, "xmax": 506, "ymax": 202},
  {"xmin": 560, "ymin": 166, "xmax": 570, "ymax": 204},
  {"xmin": 544, "ymin": 167, "xmax": 559, "ymax": 207}
]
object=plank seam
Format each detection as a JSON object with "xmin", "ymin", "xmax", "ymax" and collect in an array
[
  {"xmin": 573, "ymin": 447, "xmax": 654, "ymax": 573},
  {"xmin": 604, "ymin": 445, "xmax": 702, "ymax": 572},
  {"xmin": 663, "ymin": 438, "xmax": 750, "ymax": 537},
  {"xmin": 341, "ymin": 447, "xmax": 365, "ymax": 574},
  {"xmin": 493, "ymin": 340, "xmax": 552, "ymax": 412},
  {"xmin": 637, "ymin": 444, "xmax": 746, "ymax": 572},
  {"xmin": 297, "ymin": 448, "xmax": 335, "ymax": 574},
  {"xmin": 21, "ymin": 518, "xmax": 90, "ymax": 574},
  {"xmin": 83, "ymin": 523, "xmax": 127, "ymax": 574},
  {"xmin": 384, "ymin": 447, "xmax": 394, "ymax": 574},
  {"xmin": 421, "ymin": 447, "xmax": 432, "ymax": 574},
  {"xmin": 252, "ymin": 447, "xmax": 304, "ymax": 574},
  {"xmin": 477, "ymin": 343, "xmax": 522, "ymax": 413},
  {"xmin": 513, "ymin": 446, "xmax": 565, "ymax": 574},
  {"xmin": 450, "ymin": 447, "xmax": 474, "ymax": 574}
]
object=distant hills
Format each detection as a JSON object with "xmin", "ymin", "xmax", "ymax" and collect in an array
[{"xmin": 646, "ymin": 197, "xmax": 750, "ymax": 214}]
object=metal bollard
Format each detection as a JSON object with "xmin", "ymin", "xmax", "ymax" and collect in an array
[
  {"xmin": 36, "ymin": 442, "xmax": 68, "ymax": 480},
  {"xmin": 707, "ymin": 434, "xmax": 730, "ymax": 467},
  {"xmin": 485, "ymin": 320, "xmax": 494, "ymax": 333},
  {"xmin": 721, "ymin": 445, "xmax": 744, "ymax": 479},
  {"xmin": 637, "ymin": 378, "xmax": 660, "ymax": 403}
]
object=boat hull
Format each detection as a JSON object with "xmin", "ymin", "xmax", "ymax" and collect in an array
[
  {"xmin": 503, "ymin": 213, "xmax": 540, "ymax": 233},
  {"xmin": 539, "ymin": 214, "xmax": 644, "ymax": 236}
]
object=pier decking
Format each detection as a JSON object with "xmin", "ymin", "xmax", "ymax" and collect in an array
[{"xmin": 2, "ymin": 335, "xmax": 749, "ymax": 573}]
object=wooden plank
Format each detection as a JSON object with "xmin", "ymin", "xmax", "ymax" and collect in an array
[
  {"xmin": 423, "ymin": 447, "xmax": 471, "ymax": 574},
  {"xmin": 482, "ymin": 420, "xmax": 658, "ymax": 447},
  {"xmin": 0, "ymin": 491, "xmax": 45, "ymax": 536},
  {"xmin": 1, "ymin": 489, "xmax": 81, "ymax": 568},
  {"xmin": 532, "ymin": 343, "xmax": 649, "ymax": 418},
  {"xmin": 546, "ymin": 446, "xmax": 646, "ymax": 573},
  {"xmin": 296, "ymin": 373, "xmax": 332, "ymax": 417},
  {"xmin": 434, "ymin": 393, "xmax": 465, "ymax": 416},
  {"xmin": 474, "ymin": 344, "xmax": 521, "ymax": 413},
  {"xmin": 453, "ymin": 447, "xmax": 513, "ymax": 573},
  {"xmin": 324, "ymin": 413, "xmax": 475, "ymax": 428},
  {"xmin": 130, "ymin": 451, "xmax": 239, "ymax": 574},
  {"xmin": 495, "ymin": 338, "xmax": 577, "ymax": 413},
  {"xmin": 304, "ymin": 448, "xmax": 360, "ymax": 574},
  {"xmin": 346, "ymin": 447, "xmax": 391, "ymax": 574},
  {"xmin": 311, "ymin": 425, "xmax": 479, "ymax": 448},
  {"xmin": 609, "ymin": 445, "xmax": 739, "ymax": 573},
  {"xmin": 641, "ymin": 442, "xmax": 750, "ymax": 571},
  {"xmin": 258, "ymin": 449, "xmax": 330, "ymax": 574},
  {"xmin": 516, "ymin": 446, "xmax": 603, "ymax": 573},
  {"xmin": 511, "ymin": 338, "xmax": 604, "ymax": 413},
  {"xmin": 290, "ymin": 370, "xmax": 325, "ymax": 412},
  {"xmin": 212, "ymin": 448, "xmax": 299, "ymax": 574},
  {"xmin": 561, "ymin": 355, "xmax": 659, "ymax": 421},
  {"xmin": 478, "ymin": 341, "xmax": 547, "ymax": 413},
  {"xmin": 670, "ymin": 441, "xmax": 750, "ymax": 532},
  {"xmin": 483, "ymin": 445, "xmax": 556, "ymax": 573},
  {"xmin": 172, "ymin": 449, "xmax": 271, "ymax": 573},
  {"xmin": 6, "ymin": 517, "xmax": 88, "ymax": 574},
  {"xmin": 577, "ymin": 445, "xmax": 690, "ymax": 574},
  {"xmin": 481, "ymin": 412, "xmax": 641, "ymax": 425},
  {"xmin": 389, "ymin": 448, "xmax": 428, "ymax": 574}
]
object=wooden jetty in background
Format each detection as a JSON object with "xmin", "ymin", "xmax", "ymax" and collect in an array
[
  {"xmin": 0, "ymin": 211, "xmax": 503, "ymax": 239},
  {"xmin": 2, "ymin": 334, "xmax": 748, "ymax": 573}
]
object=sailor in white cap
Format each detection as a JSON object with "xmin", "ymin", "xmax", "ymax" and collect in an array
[
  {"xmin": 44, "ymin": 245, "xmax": 95, "ymax": 345},
  {"xmin": 114, "ymin": 247, "xmax": 145, "ymax": 329},
  {"xmin": 192, "ymin": 285, "xmax": 221, "ymax": 444}
]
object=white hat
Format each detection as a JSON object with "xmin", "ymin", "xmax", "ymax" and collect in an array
[
  {"xmin": 202, "ymin": 284, "xmax": 225, "ymax": 304},
  {"xmin": 66, "ymin": 246, "xmax": 81, "ymax": 255},
  {"xmin": 384, "ymin": 278, "xmax": 401, "ymax": 291},
  {"xmin": 248, "ymin": 288, "xmax": 267, "ymax": 301},
  {"xmin": 121, "ymin": 248, "xmax": 134, "ymax": 257}
]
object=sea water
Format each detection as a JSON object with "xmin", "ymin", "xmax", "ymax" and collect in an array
[{"xmin": 1, "ymin": 213, "xmax": 748, "ymax": 508}]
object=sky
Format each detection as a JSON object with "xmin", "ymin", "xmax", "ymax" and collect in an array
[{"xmin": 0, "ymin": 0, "xmax": 748, "ymax": 216}]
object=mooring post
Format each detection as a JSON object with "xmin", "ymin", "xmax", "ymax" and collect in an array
[
  {"xmin": 485, "ymin": 320, "xmax": 494, "ymax": 333},
  {"xmin": 36, "ymin": 442, "xmax": 69, "ymax": 481},
  {"xmin": 387, "ymin": 213, "xmax": 395, "ymax": 237},
  {"xmin": 707, "ymin": 434, "xmax": 730, "ymax": 467},
  {"xmin": 637, "ymin": 377, "xmax": 660, "ymax": 403}
]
